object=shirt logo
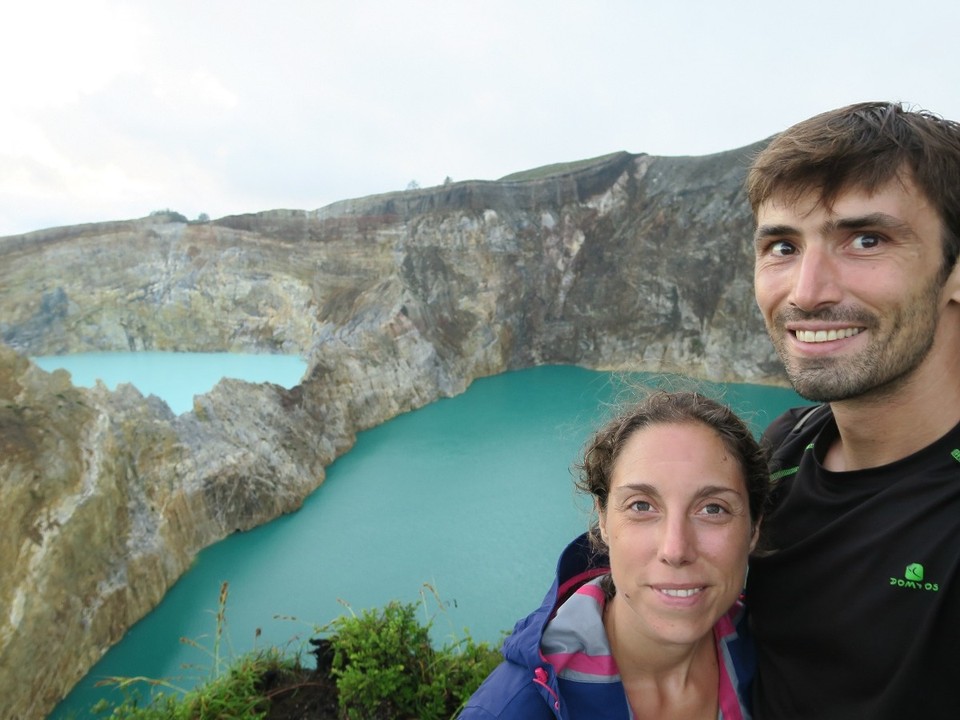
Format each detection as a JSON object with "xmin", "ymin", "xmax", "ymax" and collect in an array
[
  {"xmin": 890, "ymin": 563, "xmax": 939, "ymax": 592},
  {"xmin": 905, "ymin": 563, "xmax": 924, "ymax": 582}
]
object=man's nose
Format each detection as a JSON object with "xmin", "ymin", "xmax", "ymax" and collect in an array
[{"xmin": 789, "ymin": 244, "xmax": 842, "ymax": 311}]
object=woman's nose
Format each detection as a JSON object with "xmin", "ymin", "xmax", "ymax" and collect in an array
[{"xmin": 658, "ymin": 515, "xmax": 697, "ymax": 567}]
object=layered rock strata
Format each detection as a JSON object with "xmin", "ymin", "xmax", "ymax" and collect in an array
[{"xmin": 0, "ymin": 144, "xmax": 783, "ymax": 718}]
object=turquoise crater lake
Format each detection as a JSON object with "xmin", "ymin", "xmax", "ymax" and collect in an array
[
  {"xmin": 31, "ymin": 351, "xmax": 309, "ymax": 415},
  {"xmin": 40, "ymin": 357, "xmax": 807, "ymax": 718}
]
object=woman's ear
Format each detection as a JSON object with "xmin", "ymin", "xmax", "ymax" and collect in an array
[
  {"xmin": 597, "ymin": 498, "xmax": 608, "ymax": 544},
  {"xmin": 749, "ymin": 518, "xmax": 762, "ymax": 553}
]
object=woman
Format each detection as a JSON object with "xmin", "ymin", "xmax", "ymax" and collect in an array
[{"xmin": 460, "ymin": 391, "xmax": 767, "ymax": 719}]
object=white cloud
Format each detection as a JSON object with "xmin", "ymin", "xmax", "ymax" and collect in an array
[
  {"xmin": 152, "ymin": 69, "xmax": 239, "ymax": 113},
  {"xmin": 1, "ymin": 1, "xmax": 147, "ymax": 109},
  {"xmin": 3, "ymin": 0, "xmax": 960, "ymax": 236}
]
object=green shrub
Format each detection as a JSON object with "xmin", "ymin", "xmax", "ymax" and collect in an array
[
  {"xmin": 325, "ymin": 599, "xmax": 501, "ymax": 720},
  {"xmin": 328, "ymin": 600, "xmax": 432, "ymax": 719},
  {"xmin": 149, "ymin": 208, "xmax": 189, "ymax": 223}
]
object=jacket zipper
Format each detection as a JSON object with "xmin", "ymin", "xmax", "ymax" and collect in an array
[{"xmin": 533, "ymin": 667, "xmax": 561, "ymax": 713}]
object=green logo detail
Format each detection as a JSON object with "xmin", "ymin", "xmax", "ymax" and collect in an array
[
  {"xmin": 890, "ymin": 562, "xmax": 939, "ymax": 592},
  {"xmin": 905, "ymin": 563, "xmax": 924, "ymax": 582},
  {"xmin": 951, "ymin": 448, "xmax": 960, "ymax": 463}
]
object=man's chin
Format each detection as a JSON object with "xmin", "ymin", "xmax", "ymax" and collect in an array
[{"xmin": 785, "ymin": 367, "xmax": 853, "ymax": 403}]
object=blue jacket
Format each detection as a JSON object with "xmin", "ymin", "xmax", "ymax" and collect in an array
[{"xmin": 459, "ymin": 533, "xmax": 755, "ymax": 719}]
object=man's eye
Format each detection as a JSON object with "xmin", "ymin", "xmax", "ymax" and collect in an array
[
  {"xmin": 769, "ymin": 240, "xmax": 796, "ymax": 257},
  {"xmin": 851, "ymin": 233, "xmax": 881, "ymax": 250},
  {"xmin": 630, "ymin": 501, "xmax": 653, "ymax": 512}
]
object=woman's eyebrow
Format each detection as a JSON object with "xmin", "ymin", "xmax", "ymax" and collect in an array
[
  {"xmin": 611, "ymin": 484, "xmax": 742, "ymax": 499},
  {"xmin": 694, "ymin": 484, "xmax": 743, "ymax": 500},
  {"xmin": 610, "ymin": 482, "xmax": 658, "ymax": 498}
]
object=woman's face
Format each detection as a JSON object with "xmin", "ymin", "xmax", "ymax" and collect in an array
[{"xmin": 598, "ymin": 421, "xmax": 758, "ymax": 649}]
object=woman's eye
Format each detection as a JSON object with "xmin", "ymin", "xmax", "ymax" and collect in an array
[
  {"xmin": 630, "ymin": 501, "xmax": 653, "ymax": 512},
  {"xmin": 851, "ymin": 233, "xmax": 882, "ymax": 250},
  {"xmin": 700, "ymin": 503, "xmax": 728, "ymax": 516}
]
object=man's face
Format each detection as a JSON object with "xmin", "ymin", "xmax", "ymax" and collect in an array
[{"xmin": 753, "ymin": 177, "xmax": 949, "ymax": 403}]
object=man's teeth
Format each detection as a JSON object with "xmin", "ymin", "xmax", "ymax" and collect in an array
[
  {"xmin": 659, "ymin": 588, "xmax": 703, "ymax": 598},
  {"xmin": 795, "ymin": 327, "xmax": 862, "ymax": 343}
]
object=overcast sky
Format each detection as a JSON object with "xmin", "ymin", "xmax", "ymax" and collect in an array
[{"xmin": 4, "ymin": 1, "xmax": 960, "ymax": 237}]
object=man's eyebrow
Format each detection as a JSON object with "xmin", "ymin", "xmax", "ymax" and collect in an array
[
  {"xmin": 754, "ymin": 224, "xmax": 797, "ymax": 247},
  {"xmin": 754, "ymin": 213, "xmax": 917, "ymax": 248},
  {"xmin": 828, "ymin": 212, "xmax": 916, "ymax": 236}
]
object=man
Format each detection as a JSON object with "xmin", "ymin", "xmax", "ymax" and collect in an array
[{"xmin": 745, "ymin": 101, "xmax": 960, "ymax": 719}]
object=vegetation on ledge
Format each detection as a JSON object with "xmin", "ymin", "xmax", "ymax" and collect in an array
[{"xmin": 84, "ymin": 584, "xmax": 502, "ymax": 720}]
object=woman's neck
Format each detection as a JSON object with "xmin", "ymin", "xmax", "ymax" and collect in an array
[{"xmin": 603, "ymin": 593, "xmax": 719, "ymax": 719}]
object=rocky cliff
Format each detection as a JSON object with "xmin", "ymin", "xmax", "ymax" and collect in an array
[{"xmin": 0, "ymin": 144, "xmax": 783, "ymax": 718}]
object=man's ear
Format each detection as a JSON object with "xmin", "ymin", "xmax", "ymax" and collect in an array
[{"xmin": 946, "ymin": 259, "xmax": 960, "ymax": 304}]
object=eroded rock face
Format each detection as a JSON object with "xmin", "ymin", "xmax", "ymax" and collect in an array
[{"xmin": 0, "ymin": 146, "xmax": 784, "ymax": 718}]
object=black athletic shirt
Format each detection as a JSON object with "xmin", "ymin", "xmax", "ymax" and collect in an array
[{"xmin": 748, "ymin": 406, "xmax": 960, "ymax": 719}]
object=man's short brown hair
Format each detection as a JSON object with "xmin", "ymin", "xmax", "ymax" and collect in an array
[{"xmin": 746, "ymin": 101, "xmax": 960, "ymax": 273}]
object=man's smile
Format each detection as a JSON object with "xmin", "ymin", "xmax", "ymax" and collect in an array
[{"xmin": 792, "ymin": 327, "xmax": 863, "ymax": 343}]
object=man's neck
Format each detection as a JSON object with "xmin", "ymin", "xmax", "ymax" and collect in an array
[{"xmin": 825, "ymin": 355, "xmax": 960, "ymax": 472}]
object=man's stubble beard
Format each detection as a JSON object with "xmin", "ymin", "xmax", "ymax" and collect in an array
[{"xmin": 770, "ymin": 279, "xmax": 941, "ymax": 403}]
